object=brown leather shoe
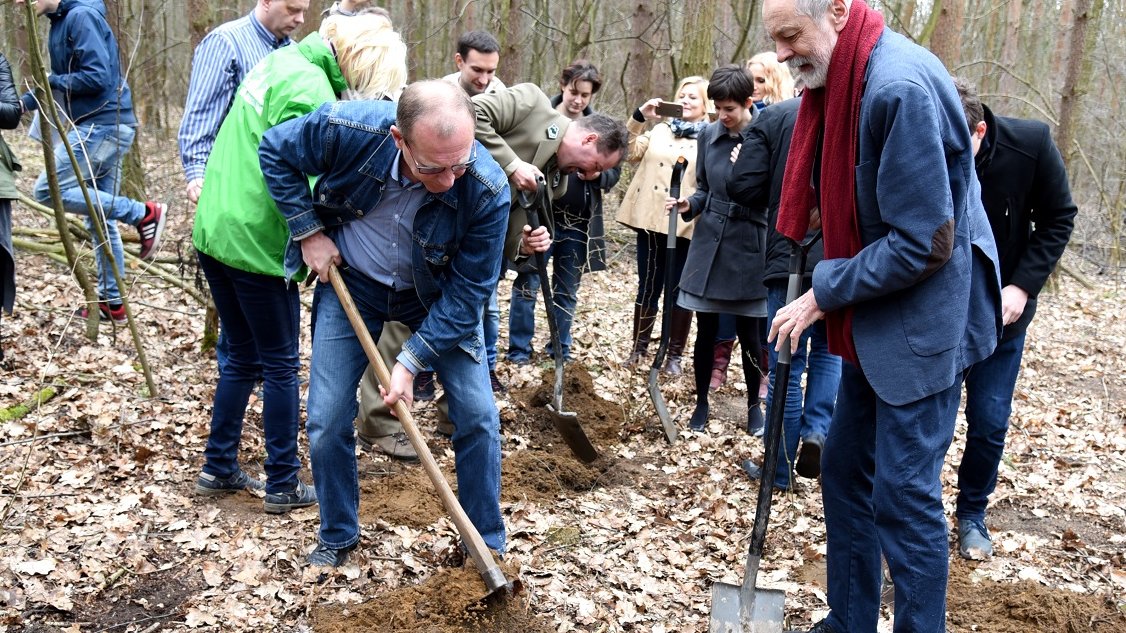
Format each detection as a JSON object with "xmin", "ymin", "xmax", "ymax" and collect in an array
[{"xmin": 358, "ymin": 432, "xmax": 419, "ymax": 461}]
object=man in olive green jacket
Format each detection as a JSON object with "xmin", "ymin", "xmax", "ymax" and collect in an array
[{"xmin": 472, "ymin": 82, "xmax": 627, "ymax": 263}]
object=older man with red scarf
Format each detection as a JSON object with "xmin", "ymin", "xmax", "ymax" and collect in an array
[{"xmin": 762, "ymin": 1, "xmax": 1001, "ymax": 631}]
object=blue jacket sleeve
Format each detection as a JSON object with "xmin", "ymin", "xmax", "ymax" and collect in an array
[
  {"xmin": 813, "ymin": 80, "xmax": 957, "ymax": 313},
  {"xmin": 259, "ymin": 104, "xmax": 335, "ymax": 240},
  {"xmin": 47, "ymin": 10, "xmax": 113, "ymax": 98}
]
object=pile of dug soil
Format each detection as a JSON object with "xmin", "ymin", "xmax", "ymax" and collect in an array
[
  {"xmin": 512, "ymin": 363, "xmax": 626, "ymax": 447},
  {"xmin": 946, "ymin": 564, "xmax": 1125, "ymax": 632},
  {"xmin": 312, "ymin": 565, "xmax": 554, "ymax": 633},
  {"xmin": 359, "ymin": 465, "xmax": 446, "ymax": 529}
]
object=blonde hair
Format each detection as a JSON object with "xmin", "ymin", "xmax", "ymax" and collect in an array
[
  {"xmin": 320, "ymin": 13, "xmax": 408, "ymax": 101},
  {"xmin": 746, "ymin": 52, "xmax": 796, "ymax": 105},
  {"xmin": 673, "ymin": 75, "xmax": 713, "ymax": 121}
]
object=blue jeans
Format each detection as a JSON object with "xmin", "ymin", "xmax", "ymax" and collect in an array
[
  {"xmin": 956, "ymin": 332, "xmax": 1026, "ymax": 523},
  {"xmin": 196, "ymin": 252, "xmax": 301, "ymax": 494},
  {"xmin": 483, "ymin": 286, "xmax": 499, "ymax": 370},
  {"xmin": 306, "ymin": 267, "xmax": 504, "ymax": 551},
  {"xmin": 508, "ymin": 222, "xmax": 586, "ymax": 360},
  {"xmin": 765, "ymin": 283, "xmax": 842, "ymax": 488},
  {"xmin": 822, "ymin": 363, "xmax": 961, "ymax": 633},
  {"xmin": 34, "ymin": 123, "xmax": 145, "ymax": 303}
]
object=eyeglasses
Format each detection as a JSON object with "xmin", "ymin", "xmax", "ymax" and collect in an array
[{"xmin": 401, "ymin": 138, "xmax": 477, "ymax": 176}]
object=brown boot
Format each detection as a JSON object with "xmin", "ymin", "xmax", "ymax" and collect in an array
[
  {"xmin": 625, "ymin": 305, "xmax": 658, "ymax": 366},
  {"xmin": 709, "ymin": 339, "xmax": 735, "ymax": 391},
  {"xmin": 662, "ymin": 308, "xmax": 694, "ymax": 376}
]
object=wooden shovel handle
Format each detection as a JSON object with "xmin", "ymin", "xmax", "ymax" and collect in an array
[{"xmin": 327, "ymin": 264, "xmax": 507, "ymax": 592}]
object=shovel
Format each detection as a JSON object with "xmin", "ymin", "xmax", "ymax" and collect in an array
[
  {"xmin": 709, "ymin": 231, "xmax": 822, "ymax": 633},
  {"xmin": 648, "ymin": 156, "xmax": 688, "ymax": 444},
  {"xmin": 327, "ymin": 264, "xmax": 520, "ymax": 604},
  {"xmin": 517, "ymin": 177, "xmax": 599, "ymax": 463}
]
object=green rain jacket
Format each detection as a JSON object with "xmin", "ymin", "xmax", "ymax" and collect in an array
[{"xmin": 192, "ymin": 33, "xmax": 347, "ymax": 281}]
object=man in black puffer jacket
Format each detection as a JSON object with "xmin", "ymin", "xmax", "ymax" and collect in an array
[{"xmin": 952, "ymin": 78, "xmax": 1077, "ymax": 561}]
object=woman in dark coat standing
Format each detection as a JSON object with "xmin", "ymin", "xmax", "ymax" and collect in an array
[
  {"xmin": 0, "ymin": 52, "xmax": 22, "ymax": 360},
  {"xmin": 668, "ymin": 65, "xmax": 765, "ymax": 433}
]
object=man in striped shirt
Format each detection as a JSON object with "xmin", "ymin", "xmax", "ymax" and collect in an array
[{"xmin": 178, "ymin": 0, "xmax": 309, "ymax": 205}]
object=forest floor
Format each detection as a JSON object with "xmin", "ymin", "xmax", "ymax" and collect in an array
[{"xmin": 0, "ymin": 130, "xmax": 1124, "ymax": 633}]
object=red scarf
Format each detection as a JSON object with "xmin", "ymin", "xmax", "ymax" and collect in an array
[{"xmin": 775, "ymin": 0, "xmax": 885, "ymax": 365}]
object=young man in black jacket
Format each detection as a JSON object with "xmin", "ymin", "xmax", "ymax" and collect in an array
[{"xmin": 953, "ymin": 77, "xmax": 1077, "ymax": 560}]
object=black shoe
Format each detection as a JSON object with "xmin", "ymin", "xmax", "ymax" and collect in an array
[
  {"xmin": 795, "ymin": 434, "xmax": 824, "ymax": 479},
  {"xmin": 688, "ymin": 402, "xmax": 709, "ymax": 431},
  {"xmin": 489, "ymin": 369, "xmax": 506, "ymax": 394},
  {"xmin": 306, "ymin": 541, "xmax": 357, "ymax": 567},
  {"xmin": 807, "ymin": 620, "xmax": 836, "ymax": 633},
  {"xmin": 741, "ymin": 459, "xmax": 790, "ymax": 491},
  {"xmin": 746, "ymin": 404, "xmax": 765, "ymax": 436},
  {"xmin": 263, "ymin": 480, "xmax": 317, "ymax": 514},
  {"xmin": 195, "ymin": 469, "xmax": 265, "ymax": 496},
  {"xmin": 413, "ymin": 371, "xmax": 436, "ymax": 401}
]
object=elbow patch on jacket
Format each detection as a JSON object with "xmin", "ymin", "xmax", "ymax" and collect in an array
[{"xmin": 923, "ymin": 218, "xmax": 955, "ymax": 278}]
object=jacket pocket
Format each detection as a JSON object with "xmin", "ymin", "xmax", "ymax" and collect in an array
[
  {"xmin": 900, "ymin": 245, "xmax": 967, "ymax": 357},
  {"xmin": 315, "ymin": 185, "xmax": 364, "ymax": 222}
]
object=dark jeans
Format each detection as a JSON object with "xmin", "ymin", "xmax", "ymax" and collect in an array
[
  {"xmin": 634, "ymin": 228, "xmax": 689, "ymax": 313},
  {"xmin": 822, "ymin": 363, "xmax": 961, "ymax": 633},
  {"xmin": 196, "ymin": 251, "xmax": 301, "ymax": 494},
  {"xmin": 956, "ymin": 331, "xmax": 1026, "ymax": 523},
  {"xmin": 508, "ymin": 221, "xmax": 587, "ymax": 360},
  {"xmin": 765, "ymin": 283, "xmax": 842, "ymax": 488},
  {"xmin": 306, "ymin": 267, "xmax": 503, "ymax": 552}
]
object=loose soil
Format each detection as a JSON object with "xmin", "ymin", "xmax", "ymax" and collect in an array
[
  {"xmin": 359, "ymin": 465, "xmax": 446, "ymax": 530},
  {"xmin": 947, "ymin": 563, "xmax": 1126, "ymax": 632},
  {"xmin": 312, "ymin": 564, "xmax": 555, "ymax": 632}
]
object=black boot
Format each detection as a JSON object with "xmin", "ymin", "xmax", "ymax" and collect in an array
[
  {"xmin": 744, "ymin": 340, "xmax": 765, "ymax": 436},
  {"xmin": 688, "ymin": 333, "xmax": 712, "ymax": 430}
]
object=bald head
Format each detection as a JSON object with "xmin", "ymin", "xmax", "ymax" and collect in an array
[{"xmin": 397, "ymin": 80, "xmax": 476, "ymax": 141}]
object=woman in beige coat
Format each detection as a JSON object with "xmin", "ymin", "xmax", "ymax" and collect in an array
[{"xmin": 616, "ymin": 76, "xmax": 710, "ymax": 374}]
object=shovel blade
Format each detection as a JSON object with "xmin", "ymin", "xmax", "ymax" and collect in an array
[
  {"xmin": 709, "ymin": 582, "xmax": 785, "ymax": 633},
  {"xmin": 546, "ymin": 404, "xmax": 599, "ymax": 463},
  {"xmin": 647, "ymin": 368, "xmax": 678, "ymax": 443}
]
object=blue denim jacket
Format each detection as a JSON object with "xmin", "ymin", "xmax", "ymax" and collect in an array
[{"xmin": 259, "ymin": 99, "xmax": 511, "ymax": 371}]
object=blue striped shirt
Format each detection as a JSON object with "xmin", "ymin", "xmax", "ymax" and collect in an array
[{"xmin": 177, "ymin": 12, "xmax": 290, "ymax": 182}]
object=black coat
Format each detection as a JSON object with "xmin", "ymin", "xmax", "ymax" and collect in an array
[
  {"xmin": 976, "ymin": 106, "xmax": 1076, "ymax": 340},
  {"xmin": 678, "ymin": 119, "xmax": 767, "ymax": 302},
  {"xmin": 727, "ymin": 98, "xmax": 823, "ymax": 286}
]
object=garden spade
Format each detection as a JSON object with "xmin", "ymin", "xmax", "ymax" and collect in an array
[
  {"xmin": 327, "ymin": 264, "xmax": 520, "ymax": 604},
  {"xmin": 648, "ymin": 156, "xmax": 688, "ymax": 444},
  {"xmin": 709, "ymin": 231, "xmax": 821, "ymax": 633},
  {"xmin": 517, "ymin": 177, "xmax": 599, "ymax": 463}
]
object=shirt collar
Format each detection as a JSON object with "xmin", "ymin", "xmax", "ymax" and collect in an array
[
  {"xmin": 390, "ymin": 150, "xmax": 423, "ymax": 189},
  {"xmin": 249, "ymin": 12, "xmax": 289, "ymax": 49}
]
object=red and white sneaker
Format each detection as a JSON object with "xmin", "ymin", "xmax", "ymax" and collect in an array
[
  {"xmin": 74, "ymin": 301, "xmax": 127, "ymax": 325},
  {"xmin": 137, "ymin": 201, "xmax": 167, "ymax": 260}
]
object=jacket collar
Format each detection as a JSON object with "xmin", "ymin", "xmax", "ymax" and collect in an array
[{"xmin": 975, "ymin": 105, "xmax": 998, "ymax": 174}]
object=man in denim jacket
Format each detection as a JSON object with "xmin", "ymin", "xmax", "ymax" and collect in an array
[{"xmin": 260, "ymin": 80, "xmax": 510, "ymax": 567}]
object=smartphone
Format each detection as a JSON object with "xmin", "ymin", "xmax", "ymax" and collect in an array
[{"xmin": 655, "ymin": 100, "xmax": 684, "ymax": 118}]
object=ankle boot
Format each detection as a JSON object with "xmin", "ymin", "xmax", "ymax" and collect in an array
[
  {"xmin": 626, "ymin": 305, "xmax": 658, "ymax": 366},
  {"xmin": 709, "ymin": 339, "xmax": 735, "ymax": 391},
  {"xmin": 662, "ymin": 307, "xmax": 694, "ymax": 376}
]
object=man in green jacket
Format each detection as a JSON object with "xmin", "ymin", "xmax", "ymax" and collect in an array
[{"xmin": 191, "ymin": 15, "xmax": 406, "ymax": 512}]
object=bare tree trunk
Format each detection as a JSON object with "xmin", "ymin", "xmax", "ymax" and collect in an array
[
  {"xmin": 676, "ymin": 0, "xmax": 715, "ymax": 80},
  {"xmin": 1056, "ymin": 0, "xmax": 1104, "ymax": 172},
  {"xmin": 623, "ymin": 0, "xmax": 658, "ymax": 112},
  {"xmin": 929, "ymin": 0, "xmax": 964, "ymax": 69}
]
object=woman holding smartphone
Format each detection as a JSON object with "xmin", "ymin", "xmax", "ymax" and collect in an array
[{"xmin": 616, "ymin": 76, "xmax": 711, "ymax": 375}]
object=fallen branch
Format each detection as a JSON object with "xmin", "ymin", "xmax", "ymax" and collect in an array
[{"xmin": 0, "ymin": 385, "xmax": 60, "ymax": 423}]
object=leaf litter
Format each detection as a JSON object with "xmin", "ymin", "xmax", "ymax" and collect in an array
[{"xmin": 0, "ymin": 130, "xmax": 1123, "ymax": 631}]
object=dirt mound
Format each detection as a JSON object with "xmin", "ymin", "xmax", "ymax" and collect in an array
[
  {"xmin": 312, "ymin": 565, "xmax": 553, "ymax": 633},
  {"xmin": 947, "ymin": 564, "xmax": 1126, "ymax": 632},
  {"xmin": 511, "ymin": 363, "xmax": 625, "ymax": 446},
  {"xmin": 359, "ymin": 466, "xmax": 446, "ymax": 529}
]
